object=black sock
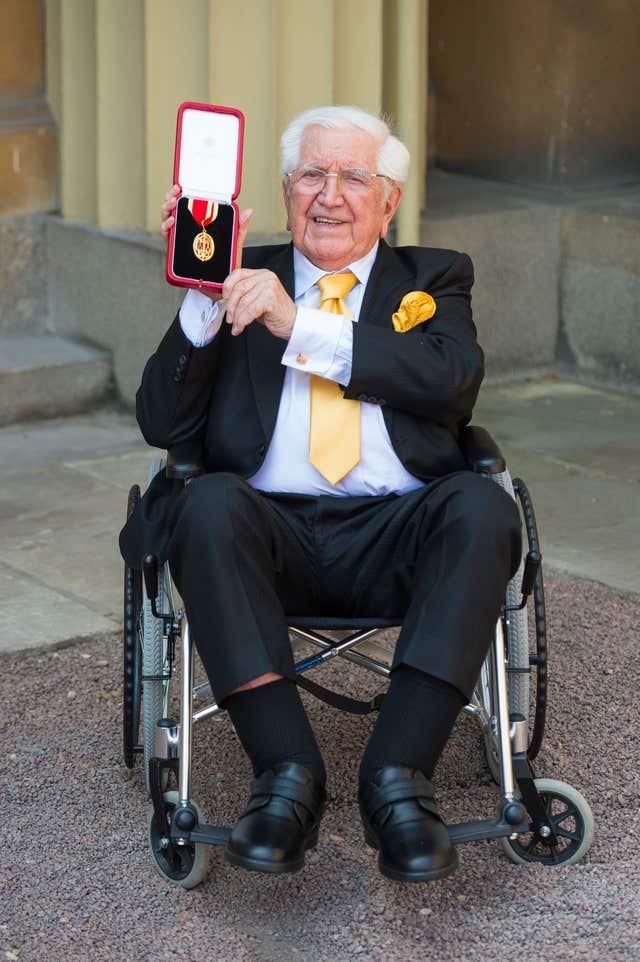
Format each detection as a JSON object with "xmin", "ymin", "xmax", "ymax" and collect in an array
[
  {"xmin": 224, "ymin": 678, "xmax": 326, "ymax": 785},
  {"xmin": 359, "ymin": 665, "xmax": 465, "ymax": 783}
]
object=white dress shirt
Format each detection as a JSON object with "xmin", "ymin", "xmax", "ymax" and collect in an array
[{"xmin": 178, "ymin": 243, "xmax": 424, "ymax": 497}]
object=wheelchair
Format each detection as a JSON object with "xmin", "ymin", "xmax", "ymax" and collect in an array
[{"xmin": 122, "ymin": 426, "xmax": 594, "ymax": 887}]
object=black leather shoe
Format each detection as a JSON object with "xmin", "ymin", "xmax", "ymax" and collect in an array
[
  {"xmin": 225, "ymin": 762, "xmax": 326, "ymax": 874},
  {"xmin": 359, "ymin": 766, "xmax": 458, "ymax": 882}
]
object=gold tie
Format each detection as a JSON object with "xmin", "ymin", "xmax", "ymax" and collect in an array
[{"xmin": 309, "ymin": 272, "xmax": 360, "ymax": 484}]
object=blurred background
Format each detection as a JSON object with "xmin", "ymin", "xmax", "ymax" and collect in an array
[{"xmin": 1, "ymin": 0, "xmax": 639, "ymax": 417}]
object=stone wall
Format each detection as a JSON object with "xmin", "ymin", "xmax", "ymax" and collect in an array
[
  {"xmin": 0, "ymin": 216, "xmax": 47, "ymax": 334},
  {"xmin": 561, "ymin": 205, "xmax": 640, "ymax": 389},
  {"xmin": 12, "ymin": 173, "xmax": 638, "ymax": 406}
]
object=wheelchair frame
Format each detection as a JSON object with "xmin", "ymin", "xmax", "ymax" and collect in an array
[{"xmin": 123, "ymin": 429, "xmax": 594, "ymax": 886}]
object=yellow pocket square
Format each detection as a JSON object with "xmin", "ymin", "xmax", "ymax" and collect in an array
[{"xmin": 392, "ymin": 291, "xmax": 436, "ymax": 332}]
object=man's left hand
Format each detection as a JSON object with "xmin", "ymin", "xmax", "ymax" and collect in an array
[{"xmin": 221, "ymin": 269, "xmax": 297, "ymax": 340}]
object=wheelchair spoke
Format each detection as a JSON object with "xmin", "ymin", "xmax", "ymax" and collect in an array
[
  {"xmin": 551, "ymin": 803, "xmax": 578, "ymax": 825},
  {"xmin": 549, "ymin": 844, "xmax": 562, "ymax": 865},
  {"xmin": 555, "ymin": 826, "xmax": 581, "ymax": 842},
  {"xmin": 551, "ymin": 804, "xmax": 580, "ymax": 842}
]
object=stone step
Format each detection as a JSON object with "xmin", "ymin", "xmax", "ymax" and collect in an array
[{"xmin": 0, "ymin": 333, "xmax": 112, "ymax": 426}]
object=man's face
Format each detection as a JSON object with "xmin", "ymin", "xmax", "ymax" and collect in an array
[{"xmin": 283, "ymin": 125, "xmax": 403, "ymax": 271}]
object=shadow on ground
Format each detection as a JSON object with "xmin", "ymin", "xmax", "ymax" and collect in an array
[{"xmin": 2, "ymin": 574, "xmax": 638, "ymax": 962}]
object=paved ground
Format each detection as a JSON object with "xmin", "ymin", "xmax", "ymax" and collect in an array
[
  {"xmin": 1, "ymin": 409, "xmax": 147, "ymax": 651},
  {"xmin": 1, "ymin": 376, "xmax": 639, "ymax": 960},
  {"xmin": 2, "ymin": 574, "xmax": 639, "ymax": 961},
  {"xmin": 1, "ymin": 375, "xmax": 637, "ymax": 657},
  {"xmin": 474, "ymin": 378, "xmax": 640, "ymax": 594}
]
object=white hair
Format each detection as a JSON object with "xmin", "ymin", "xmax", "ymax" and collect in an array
[{"xmin": 280, "ymin": 105, "xmax": 410, "ymax": 185}]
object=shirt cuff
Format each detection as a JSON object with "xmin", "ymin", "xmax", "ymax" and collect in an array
[
  {"xmin": 282, "ymin": 307, "xmax": 354, "ymax": 384},
  {"xmin": 179, "ymin": 288, "xmax": 225, "ymax": 346}
]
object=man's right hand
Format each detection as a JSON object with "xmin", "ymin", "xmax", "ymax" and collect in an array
[{"xmin": 161, "ymin": 184, "xmax": 254, "ymax": 301}]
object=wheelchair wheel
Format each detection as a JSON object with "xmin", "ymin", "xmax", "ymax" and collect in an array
[
  {"xmin": 478, "ymin": 658, "xmax": 501, "ymax": 784},
  {"xmin": 141, "ymin": 557, "xmax": 172, "ymax": 792},
  {"xmin": 123, "ymin": 485, "xmax": 143, "ymax": 769},
  {"xmin": 147, "ymin": 791, "xmax": 211, "ymax": 888},
  {"xmin": 136, "ymin": 458, "xmax": 175, "ymax": 792},
  {"xmin": 501, "ymin": 779, "xmax": 594, "ymax": 866},
  {"xmin": 492, "ymin": 469, "xmax": 530, "ymax": 718},
  {"xmin": 479, "ymin": 469, "xmax": 530, "ymax": 782},
  {"xmin": 513, "ymin": 478, "xmax": 548, "ymax": 762}
]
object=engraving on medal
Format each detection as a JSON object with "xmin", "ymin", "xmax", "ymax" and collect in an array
[{"xmin": 193, "ymin": 229, "xmax": 215, "ymax": 262}]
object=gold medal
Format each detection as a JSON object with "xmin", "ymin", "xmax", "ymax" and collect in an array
[
  {"xmin": 193, "ymin": 228, "xmax": 215, "ymax": 261},
  {"xmin": 187, "ymin": 198, "xmax": 219, "ymax": 263}
]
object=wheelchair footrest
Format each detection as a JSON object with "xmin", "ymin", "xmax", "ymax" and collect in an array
[
  {"xmin": 186, "ymin": 823, "xmax": 231, "ymax": 846},
  {"xmin": 448, "ymin": 801, "xmax": 528, "ymax": 845}
]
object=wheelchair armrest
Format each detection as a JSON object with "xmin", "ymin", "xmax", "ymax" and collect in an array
[
  {"xmin": 459, "ymin": 425, "xmax": 506, "ymax": 475},
  {"xmin": 166, "ymin": 440, "xmax": 205, "ymax": 482}
]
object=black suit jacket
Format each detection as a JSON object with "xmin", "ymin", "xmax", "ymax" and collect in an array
[{"xmin": 120, "ymin": 239, "xmax": 483, "ymax": 567}]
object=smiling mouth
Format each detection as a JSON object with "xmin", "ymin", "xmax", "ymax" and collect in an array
[{"xmin": 313, "ymin": 216, "xmax": 347, "ymax": 225}]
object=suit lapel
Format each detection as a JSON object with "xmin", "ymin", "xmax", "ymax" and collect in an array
[
  {"xmin": 358, "ymin": 241, "xmax": 414, "ymax": 439},
  {"xmin": 246, "ymin": 244, "xmax": 294, "ymax": 440},
  {"xmin": 359, "ymin": 240, "xmax": 414, "ymax": 328}
]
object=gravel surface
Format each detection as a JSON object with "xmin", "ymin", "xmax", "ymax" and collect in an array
[{"xmin": 2, "ymin": 573, "xmax": 639, "ymax": 962}]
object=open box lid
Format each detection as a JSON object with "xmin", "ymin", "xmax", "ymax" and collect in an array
[{"xmin": 174, "ymin": 102, "xmax": 244, "ymax": 204}]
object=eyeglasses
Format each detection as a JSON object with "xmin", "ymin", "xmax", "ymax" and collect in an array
[{"xmin": 285, "ymin": 165, "xmax": 393, "ymax": 194}]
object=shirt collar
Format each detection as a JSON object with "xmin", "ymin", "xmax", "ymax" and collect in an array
[{"xmin": 293, "ymin": 242, "xmax": 379, "ymax": 300}]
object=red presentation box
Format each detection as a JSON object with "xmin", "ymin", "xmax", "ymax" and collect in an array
[{"xmin": 166, "ymin": 101, "xmax": 245, "ymax": 291}]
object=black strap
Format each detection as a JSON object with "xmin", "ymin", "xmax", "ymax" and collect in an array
[
  {"xmin": 250, "ymin": 772, "xmax": 322, "ymax": 813},
  {"xmin": 361, "ymin": 776, "xmax": 439, "ymax": 820},
  {"xmin": 295, "ymin": 674, "xmax": 386, "ymax": 715},
  {"xmin": 368, "ymin": 779, "xmax": 437, "ymax": 812}
]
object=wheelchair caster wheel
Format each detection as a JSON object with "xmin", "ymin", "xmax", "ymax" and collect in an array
[
  {"xmin": 147, "ymin": 791, "xmax": 211, "ymax": 888},
  {"xmin": 501, "ymin": 778, "xmax": 594, "ymax": 866}
]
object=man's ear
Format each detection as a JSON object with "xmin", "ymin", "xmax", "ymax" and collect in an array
[
  {"xmin": 379, "ymin": 185, "xmax": 403, "ymax": 239},
  {"xmin": 282, "ymin": 182, "xmax": 292, "ymax": 232}
]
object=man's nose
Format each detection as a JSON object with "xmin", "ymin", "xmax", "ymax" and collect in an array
[{"xmin": 318, "ymin": 173, "xmax": 344, "ymax": 204}]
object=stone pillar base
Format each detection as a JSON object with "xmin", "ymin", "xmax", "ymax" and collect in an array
[{"xmin": 0, "ymin": 100, "xmax": 58, "ymax": 217}]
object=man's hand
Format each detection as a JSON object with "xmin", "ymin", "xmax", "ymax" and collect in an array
[
  {"xmin": 160, "ymin": 184, "xmax": 181, "ymax": 241},
  {"xmin": 221, "ymin": 269, "xmax": 297, "ymax": 340},
  {"xmin": 160, "ymin": 184, "xmax": 254, "ymax": 302}
]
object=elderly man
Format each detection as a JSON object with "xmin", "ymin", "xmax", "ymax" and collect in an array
[{"xmin": 121, "ymin": 105, "xmax": 521, "ymax": 883}]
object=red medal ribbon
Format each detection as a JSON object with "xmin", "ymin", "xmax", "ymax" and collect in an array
[{"xmin": 187, "ymin": 198, "xmax": 219, "ymax": 227}]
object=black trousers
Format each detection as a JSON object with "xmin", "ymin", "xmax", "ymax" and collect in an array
[{"xmin": 166, "ymin": 471, "xmax": 522, "ymax": 706}]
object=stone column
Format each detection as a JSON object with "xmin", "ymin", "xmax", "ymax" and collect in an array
[
  {"xmin": 143, "ymin": 0, "xmax": 209, "ymax": 232},
  {"xmin": 96, "ymin": 0, "xmax": 145, "ymax": 229},
  {"xmin": 209, "ymin": 0, "xmax": 278, "ymax": 234},
  {"xmin": 334, "ymin": 0, "xmax": 384, "ymax": 116},
  {"xmin": 275, "ymin": 0, "xmax": 334, "ymax": 224},
  {"xmin": 57, "ymin": 0, "xmax": 98, "ymax": 223},
  {"xmin": 384, "ymin": 0, "xmax": 428, "ymax": 246},
  {"xmin": 42, "ymin": 0, "xmax": 430, "ymax": 240},
  {"xmin": 0, "ymin": 0, "xmax": 57, "ymax": 216}
]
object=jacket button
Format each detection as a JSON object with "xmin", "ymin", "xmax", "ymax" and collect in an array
[
  {"xmin": 258, "ymin": 443, "xmax": 266, "ymax": 456},
  {"xmin": 178, "ymin": 353, "xmax": 187, "ymax": 365},
  {"xmin": 173, "ymin": 374, "xmax": 181, "ymax": 383}
]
